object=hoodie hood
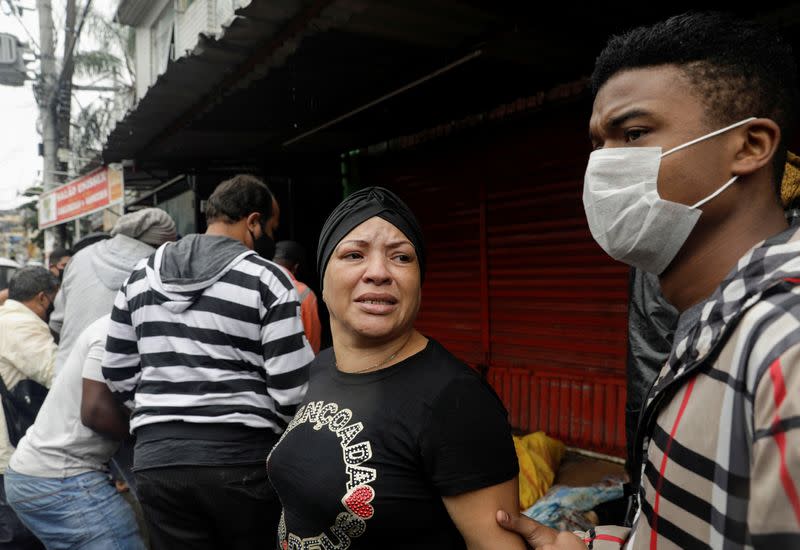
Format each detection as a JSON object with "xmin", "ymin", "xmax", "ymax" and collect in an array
[
  {"xmin": 145, "ymin": 234, "xmax": 255, "ymax": 314},
  {"xmin": 90, "ymin": 233, "xmax": 155, "ymax": 290}
]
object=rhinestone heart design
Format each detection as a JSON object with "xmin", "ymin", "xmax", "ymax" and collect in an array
[{"xmin": 342, "ymin": 485, "xmax": 375, "ymax": 519}]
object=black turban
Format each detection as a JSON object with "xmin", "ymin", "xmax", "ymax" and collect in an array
[{"xmin": 317, "ymin": 187, "xmax": 426, "ymax": 285}]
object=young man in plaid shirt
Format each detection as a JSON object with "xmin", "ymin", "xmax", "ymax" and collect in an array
[{"xmin": 499, "ymin": 11, "xmax": 800, "ymax": 549}]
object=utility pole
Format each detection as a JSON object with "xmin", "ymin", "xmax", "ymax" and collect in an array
[
  {"xmin": 35, "ymin": 0, "xmax": 61, "ymax": 250},
  {"xmin": 57, "ymin": 0, "xmax": 76, "ymax": 168},
  {"xmin": 36, "ymin": 0, "xmax": 85, "ymax": 250},
  {"xmin": 59, "ymin": 0, "xmax": 77, "ymax": 242}
]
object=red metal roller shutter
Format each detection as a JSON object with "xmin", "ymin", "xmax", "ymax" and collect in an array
[
  {"xmin": 376, "ymin": 160, "xmax": 485, "ymax": 366},
  {"xmin": 482, "ymin": 133, "xmax": 629, "ymax": 455}
]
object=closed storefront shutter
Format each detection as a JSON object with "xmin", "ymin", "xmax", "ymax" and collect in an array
[
  {"xmin": 483, "ymin": 128, "xmax": 629, "ymax": 456},
  {"xmin": 361, "ymin": 108, "xmax": 630, "ymax": 456}
]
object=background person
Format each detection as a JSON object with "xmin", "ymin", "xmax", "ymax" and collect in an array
[
  {"xmin": 102, "ymin": 174, "xmax": 313, "ymax": 550},
  {"xmin": 0, "ymin": 266, "xmax": 60, "ymax": 549},
  {"xmin": 4, "ymin": 315, "xmax": 145, "ymax": 550},
  {"xmin": 273, "ymin": 240, "xmax": 322, "ymax": 354},
  {"xmin": 47, "ymin": 248, "xmax": 71, "ymax": 281},
  {"xmin": 49, "ymin": 208, "xmax": 177, "ymax": 373}
]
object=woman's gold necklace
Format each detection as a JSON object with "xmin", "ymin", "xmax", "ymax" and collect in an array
[{"xmin": 337, "ymin": 333, "xmax": 414, "ymax": 374}]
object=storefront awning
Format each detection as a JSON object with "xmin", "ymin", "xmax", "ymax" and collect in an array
[{"xmin": 103, "ymin": 1, "xmax": 800, "ymax": 172}]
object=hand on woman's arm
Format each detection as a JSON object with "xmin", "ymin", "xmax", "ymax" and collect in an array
[
  {"xmin": 495, "ymin": 511, "xmax": 588, "ymax": 549},
  {"xmin": 443, "ymin": 477, "xmax": 528, "ymax": 550}
]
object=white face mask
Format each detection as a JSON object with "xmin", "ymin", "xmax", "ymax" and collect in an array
[{"xmin": 582, "ymin": 117, "xmax": 756, "ymax": 274}]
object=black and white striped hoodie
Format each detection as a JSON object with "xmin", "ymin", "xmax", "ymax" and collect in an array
[{"xmin": 102, "ymin": 234, "xmax": 313, "ymax": 436}]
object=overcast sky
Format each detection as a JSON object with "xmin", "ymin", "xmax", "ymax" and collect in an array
[
  {"xmin": 0, "ymin": 0, "xmax": 116, "ymax": 211},
  {"xmin": 0, "ymin": 3, "xmax": 40, "ymax": 211}
]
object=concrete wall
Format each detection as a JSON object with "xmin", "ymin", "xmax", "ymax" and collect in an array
[
  {"xmin": 133, "ymin": 0, "xmax": 247, "ymax": 101},
  {"xmin": 134, "ymin": 26, "xmax": 151, "ymax": 101},
  {"xmin": 175, "ymin": 0, "xmax": 212, "ymax": 58}
]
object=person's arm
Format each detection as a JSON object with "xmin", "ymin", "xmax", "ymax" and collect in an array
[
  {"xmin": 81, "ymin": 379, "xmax": 130, "ymax": 439},
  {"xmin": 101, "ymin": 286, "xmax": 141, "ymax": 409},
  {"xmin": 749, "ymin": 342, "xmax": 800, "ymax": 548},
  {"xmin": 81, "ymin": 317, "xmax": 130, "ymax": 438},
  {"xmin": 261, "ymin": 283, "xmax": 314, "ymax": 422},
  {"xmin": 422, "ymin": 374, "xmax": 524, "ymax": 549},
  {"xmin": 443, "ymin": 478, "xmax": 527, "ymax": 550}
]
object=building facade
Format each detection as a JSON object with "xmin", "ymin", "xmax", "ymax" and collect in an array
[{"xmin": 117, "ymin": 0, "xmax": 248, "ymax": 101}]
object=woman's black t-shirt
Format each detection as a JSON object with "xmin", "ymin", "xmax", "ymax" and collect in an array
[{"xmin": 267, "ymin": 338, "xmax": 519, "ymax": 550}]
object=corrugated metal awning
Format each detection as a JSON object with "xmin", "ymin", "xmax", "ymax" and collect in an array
[
  {"xmin": 104, "ymin": 1, "xmax": 800, "ymax": 171},
  {"xmin": 103, "ymin": 0, "xmax": 590, "ymax": 167},
  {"xmin": 105, "ymin": 0, "xmax": 316, "ymax": 163}
]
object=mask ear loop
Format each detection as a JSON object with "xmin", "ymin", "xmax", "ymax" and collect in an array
[
  {"xmin": 692, "ymin": 176, "xmax": 738, "ymax": 209},
  {"xmin": 661, "ymin": 117, "xmax": 757, "ymax": 158},
  {"xmin": 662, "ymin": 117, "xmax": 756, "ymax": 209}
]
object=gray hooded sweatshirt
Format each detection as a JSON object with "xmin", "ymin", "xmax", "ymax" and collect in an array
[{"xmin": 51, "ymin": 234, "xmax": 155, "ymax": 373}]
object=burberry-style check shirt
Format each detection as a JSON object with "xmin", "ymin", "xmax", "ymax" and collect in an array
[{"xmin": 582, "ymin": 225, "xmax": 800, "ymax": 549}]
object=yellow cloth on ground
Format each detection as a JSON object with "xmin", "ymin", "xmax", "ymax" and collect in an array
[{"xmin": 513, "ymin": 431, "xmax": 566, "ymax": 509}]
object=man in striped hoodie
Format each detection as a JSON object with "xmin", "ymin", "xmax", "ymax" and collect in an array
[
  {"xmin": 102, "ymin": 174, "xmax": 313, "ymax": 549},
  {"xmin": 498, "ymin": 11, "xmax": 800, "ymax": 549}
]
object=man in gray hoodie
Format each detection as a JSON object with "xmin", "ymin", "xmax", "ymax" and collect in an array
[{"xmin": 50, "ymin": 208, "xmax": 177, "ymax": 373}]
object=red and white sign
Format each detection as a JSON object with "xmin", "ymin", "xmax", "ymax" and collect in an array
[{"xmin": 38, "ymin": 165, "xmax": 124, "ymax": 229}]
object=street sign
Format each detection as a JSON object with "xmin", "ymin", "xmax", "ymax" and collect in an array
[{"xmin": 38, "ymin": 165, "xmax": 125, "ymax": 229}]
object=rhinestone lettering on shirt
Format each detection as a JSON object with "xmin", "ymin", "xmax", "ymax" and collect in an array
[{"xmin": 275, "ymin": 401, "xmax": 378, "ymax": 549}]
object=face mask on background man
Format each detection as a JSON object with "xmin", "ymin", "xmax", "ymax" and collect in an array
[
  {"xmin": 41, "ymin": 293, "xmax": 55, "ymax": 323},
  {"xmin": 249, "ymin": 223, "xmax": 276, "ymax": 260}
]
